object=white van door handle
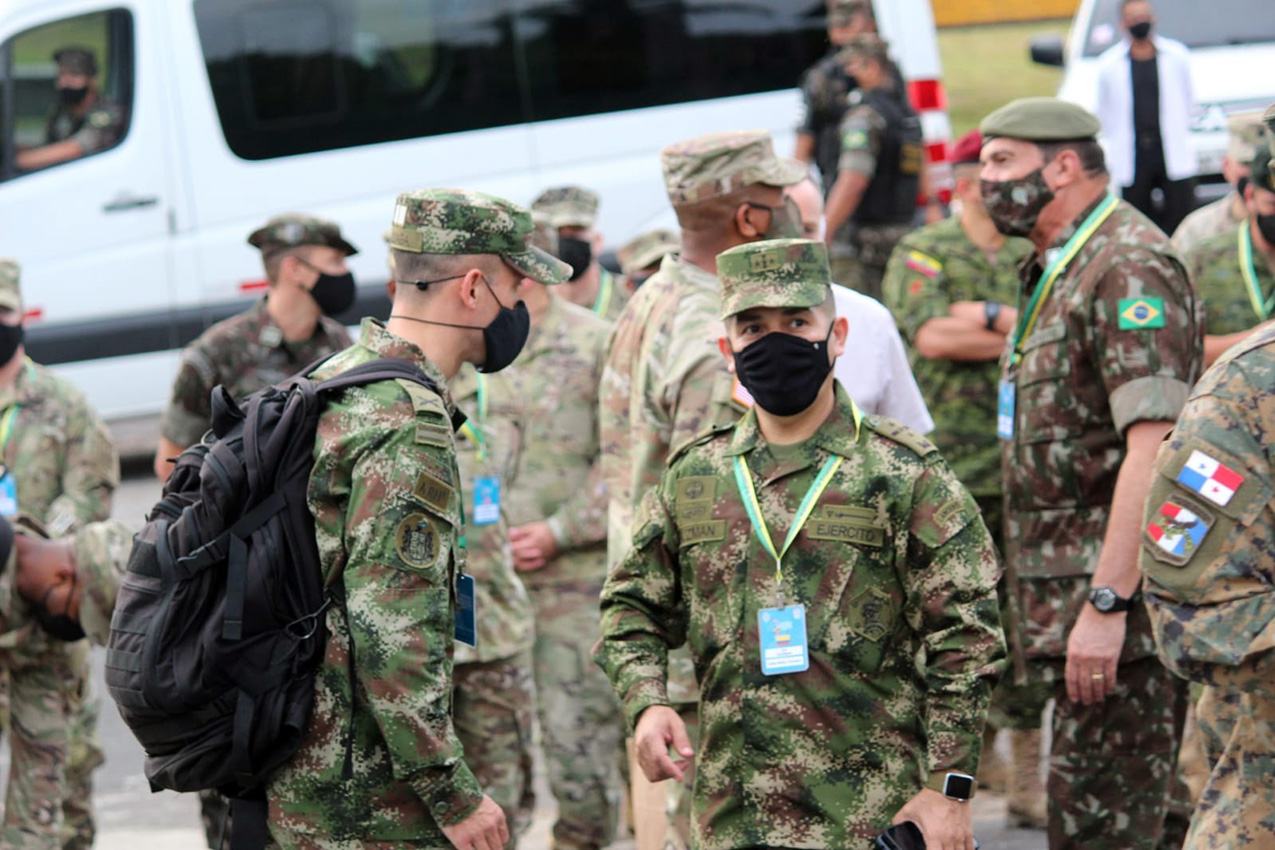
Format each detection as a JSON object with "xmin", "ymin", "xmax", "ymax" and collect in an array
[{"xmin": 103, "ymin": 192, "xmax": 160, "ymax": 213}]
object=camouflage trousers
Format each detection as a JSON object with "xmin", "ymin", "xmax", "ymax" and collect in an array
[
  {"xmin": 0, "ymin": 638, "xmax": 102, "ymax": 850},
  {"xmin": 1186, "ymin": 686, "xmax": 1270, "ymax": 849},
  {"xmin": 453, "ymin": 651, "xmax": 536, "ymax": 846},
  {"xmin": 1046, "ymin": 655, "xmax": 1192, "ymax": 850},
  {"xmin": 269, "ymin": 836, "xmax": 449, "ymax": 849},
  {"xmin": 829, "ymin": 223, "xmax": 913, "ymax": 301},
  {"xmin": 526, "ymin": 581, "xmax": 623, "ymax": 850}
]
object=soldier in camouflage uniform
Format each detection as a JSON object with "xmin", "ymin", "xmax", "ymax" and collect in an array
[
  {"xmin": 882, "ymin": 128, "xmax": 1050, "ymax": 827},
  {"xmin": 599, "ymin": 129, "xmax": 804, "ymax": 849},
  {"xmin": 155, "ymin": 214, "xmax": 355, "ymax": 482},
  {"xmin": 0, "ymin": 259, "xmax": 117, "ymax": 850},
  {"xmin": 1140, "ymin": 315, "xmax": 1275, "ymax": 849},
  {"xmin": 981, "ymin": 97, "xmax": 1200, "ymax": 849},
  {"xmin": 1185, "ymin": 148, "xmax": 1275, "ymax": 368},
  {"xmin": 596, "ymin": 238, "xmax": 1005, "ymax": 849},
  {"xmin": 266, "ymin": 189, "xmax": 570, "ymax": 849},
  {"xmin": 824, "ymin": 35, "xmax": 924, "ymax": 300},
  {"xmin": 16, "ymin": 48, "xmax": 124, "ymax": 172},
  {"xmin": 531, "ymin": 187, "xmax": 630, "ymax": 322},
  {"xmin": 497, "ymin": 269, "xmax": 622, "ymax": 849},
  {"xmin": 616, "ymin": 229, "xmax": 679, "ymax": 291},
  {"xmin": 1172, "ymin": 112, "xmax": 1268, "ymax": 256}
]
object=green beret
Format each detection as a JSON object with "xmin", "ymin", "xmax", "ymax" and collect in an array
[
  {"xmin": 980, "ymin": 97, "xmax": 1100, "ymax": 142},
  {"xmin": 717, "ymin": 239, "xmax": 831, "ymax": 320}
]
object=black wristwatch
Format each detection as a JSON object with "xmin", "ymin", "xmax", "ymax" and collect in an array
[
  {"xmin": 1088, "ymin": 586, "xmax": 1138, "ymax": 613},
  {"xmin": 983, "ymin": 301, "xmax": 1002, "ymax": 332},
  {"xmin": 939, "ymin": 772, "xmax": 975, "ymax": 802}
]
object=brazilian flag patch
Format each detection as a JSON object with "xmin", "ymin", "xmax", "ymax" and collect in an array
[{"xmin": 1117, "ymin": 297, "xmax": 1165, "ymax": 330}]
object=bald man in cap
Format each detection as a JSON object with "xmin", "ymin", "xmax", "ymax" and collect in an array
[
  {"xmin": 16, "ymin": 48, "xmax": 124, "ymax": 172},
  {"xmin": 1172, "ymin": 112, "xmax": 1269, "ymax": 255},
  {"xmin": 980, "ymin": 96, "xmax": 1200, "ymax": 849}
]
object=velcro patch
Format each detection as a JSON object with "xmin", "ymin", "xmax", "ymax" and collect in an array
[
  {"xmin": 904, "ymin": 250, "xmax": 941, "ymax": 278},
  {"xmin": 806, "ymin": 518, "xmax": 884, "ymax": 547},
  {"xmin": 395, "ymin": 512, "xmax": 442, "ymax": 569},
  {"xmin": 821, "ymin": 504, "xmax": 878, "ymax": 523},
  {"xmin": 680, "ymin": 520, "xmax": 727, "ymax": 546},
  {"xmin": 676, "ymin": 476, "xmax": 716, "ymax": 505},
  {"xmin": 1166, "ymin": 443, "xmax": 1259, "ymax": 520},
  {"xmin": 846, "ymin": 587, "xmax": 895, "ymax": 642},
  {"xmin": 676, "ymin": 500, "xmax": 714, "ymax": 523},
  {"xmin": 842, "ymin": 128, "xmax": 869, "ymax": 150},
  {"xmin": 1143, "ymin": 494, "xmax": 1213, "ymax": 567},
  {"xmin": 416, "ymin": 423, "xmax": 451, "ymax": 447},
  {"xmin": 412, "ymin": 471, "xmax": 453, "ymax": 513},
  {"xmin": 749, "ymin": 250, "xmax": 781, "ymax": 272},
  {"xmin": 1117, "ymin": 297, "xmax": 1165, "ymax": 330}
]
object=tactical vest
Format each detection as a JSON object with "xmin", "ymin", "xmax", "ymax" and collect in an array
[
  {"xmin": 853, "ymin": 89, "xmax": 923, "ymax": 227},
  {"xmin": 811, "ymin": 56, "xmax": 854, "ymax": 192}
]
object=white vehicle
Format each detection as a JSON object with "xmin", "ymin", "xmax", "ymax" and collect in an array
[
  {"xmin": 0, "ymin": 0, "xmax": 950, "ymax": 423},
  {"xmin": 1030, "ymin": 0, "xmax": 1275, "ymax": 202}
]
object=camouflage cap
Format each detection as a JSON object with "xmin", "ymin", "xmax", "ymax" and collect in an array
[
  {"xmin": 74, "ymin": 521, "xmax": 133, "ymax": 647},
  {"xmin": 1226, "ymin": 112, "xmax": 1268, "ymax": 163},
  {"xmin": 827, "ymin": 0, "xmax": 872, "ymax": 26},
  {"xmin": 716, "ymin": 238, "xmax": 832, "ymax": 319},
  {"xmin": 0, "ymin": 258, "xmax": 21, "ymax": 314},
  {"xmin": 53, "ymin": 47, "xmax": 97, "ymax": 76},
  {"xmin": 662, "ymin": 130, "xmax": 806, "ymax": 206},
  {"xmin": 247, "ymin": 213, "xmax": 358, "ymax": 256},
  {"xmin": 388, "ymin": 188, "xmax": 571, "ymax": 285},
  {"xmin": 530, "ymin": 211, "xmax": 559, "ymax": 256},
  {"xmin": 617, "ymin": 229, "xmax": 679, "ymax": 277},
  {"xmin": 836, "ymin": 34, "xmax": 889, "ymax": 65},
  {"xmin": 530, "ymin": 186, "xmax": 600, "ymax": 229},
  {"xmin": 980, "ymin": 97, "xmax": 1101, "ymax": 142}
]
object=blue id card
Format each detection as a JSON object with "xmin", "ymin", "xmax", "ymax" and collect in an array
[
  {"xmin": 0, "ymin": 473, "xmax": 17, "ymax": 518},
  {"xmin": 758, "ymin": 604, "xmax": 809, "ymax": 676},
  {"xmin": 455, "ymin": 573, "xmax": 477, "ymax": 647},
  {"xmin": 472, "ymin": 476, "xmax": 500, "ymax": 526},
  {"xmin": 997, "ymin": 380, "xmax": 1016, "ymax": 441}
]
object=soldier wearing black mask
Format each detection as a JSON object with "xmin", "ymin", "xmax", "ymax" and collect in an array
[
  {"xmin": 531, "ymin": 185, "xmax": 632, "ymax": 322},
  {"xmin": 16, "ymin": 48, "xmax": 124, "ymax": 172}
]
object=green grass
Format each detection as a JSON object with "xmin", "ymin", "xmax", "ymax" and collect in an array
[
  {"xmin": 12, "ymin": 12, "xmax": 108, "ymax": 68},
  {"xmin": 938, "ymin": 19, "xmax": 1069, "ymax": 137}
]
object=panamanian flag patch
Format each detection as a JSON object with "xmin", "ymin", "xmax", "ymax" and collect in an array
[
  {"xmin": 1144, "ymin": 495, "xmax": 1212, "ymax": 567},
  {"xmin": 1176, "ymin": 450, "xmax": 1244, "ymax": 507}
]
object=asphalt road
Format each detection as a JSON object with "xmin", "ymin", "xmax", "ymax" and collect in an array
[{"xmin": 67, "ymin": 472, "xmax": 1047, "ymax": 849}]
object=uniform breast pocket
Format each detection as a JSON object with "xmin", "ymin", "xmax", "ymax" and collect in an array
[
  {"xmin": 1015, "ymin": 324, "xmax": 1083, "ymax": 444},
  {"xmin": 807, "ymin": 519, "xmax": 902, "ymax": 675}
]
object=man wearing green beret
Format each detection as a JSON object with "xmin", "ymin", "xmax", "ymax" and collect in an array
[
  {"xmin": 16, "ymin": 47, "xmax": 124, "ymax": 172},
  {"xmin": 597, "ymin": 237, "xmax": 1004, "ymax": 850},
  {"xmin": 981, "ymin": 96, "xmax": 1200, "ymax": 849},
  {"xmin": 266, "ymin": 188, "xmax": 571, "ymax": 849},
  {"xmin": 1183, "ymin": 148, "xmax": 1275, "ymax": 368}
]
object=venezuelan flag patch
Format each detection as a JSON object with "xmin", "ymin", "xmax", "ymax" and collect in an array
[
  {"xmin": 904, "ymin": 250, "xmax": 941, "ymax": 279},
  {"xmin": 1117, "ymin": 297, "xmax": 1165, "ymax": 330}
]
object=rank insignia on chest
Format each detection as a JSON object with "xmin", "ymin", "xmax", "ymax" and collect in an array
[
  {"xmin": 1176, "ymin": 450, "xmax": 1244, "ymax": 507},
  {"xmin": 1143, "ymin": 495, "xmax": 1213, "ymax": 567},
  {"xmin": 1117, "ymin": 297, "xmax": 1165, "ymax": 330}
]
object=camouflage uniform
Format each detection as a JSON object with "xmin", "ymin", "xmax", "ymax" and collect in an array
[
  {"xmin": 448, "ymin": 365, "xmax": 536, "ymax": 844},
  {"xmin": 503, "ymin": 295, "xmax": 622, "ymax": 850},
  {"xmin": 267, "ymin": 189, "xmax": 569, "ymax": 848},
  {"xmin": 0, "ymin": 260, "xmax": 118, "ymax": 850},
  {"xmin": 1140, "ymin": 321, "xmax": 1275, "ymax": 849},
  {"xmin": 1171, "ymin": 112, "xmax": 1268, "ymax": 256},
  {"xmin": 998, "ymin": 196, "xmax": 1201, "ymax": 849},
  {"xmin": 531, "ymin": 187, "xmax": 630, "ymax": 323},
  {"xmin": 160, "ymin": 214, "xmax": 356, "ymax": 451},
  {"xmin": 616, "ymin": 230, "xmax": 679, "ymax": 283},
  {"xmin": 1187, "ymin": 225, "xmax": 1274, "ymax": 337},
  {"xmin": 599, "ymin": 131, "xmax": 804, "ymax": 848},
  {"xmin": 69, "ymin": 521, "xmax": 134, "ymax": 648},
  {"xmin": 43, "ymin": 99, "xmax": 124, "ymax": 157},
  {"xmin": 596, "ymin": 238, "xmax": 1005, "ymax": 850}
]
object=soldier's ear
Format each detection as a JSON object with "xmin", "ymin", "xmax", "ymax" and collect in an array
[
  {"xmin": 830, "ymin": 316, "xmax": 849, "ymax": 360},
  {"xmin": 717, "ymin": 336, "xmax": 737, "ymax": 373}
]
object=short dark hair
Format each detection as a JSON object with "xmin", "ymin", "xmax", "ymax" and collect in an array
[{"xmin": 1037, "ymin": 139, "xmax": 1108, "ymax": 178}]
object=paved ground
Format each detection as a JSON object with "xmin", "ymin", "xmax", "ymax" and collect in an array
[{"xmin": 67, "ymin": 471, "xmax": 1046, "ymax": 849}]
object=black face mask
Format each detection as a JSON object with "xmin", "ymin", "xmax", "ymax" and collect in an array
[
  {"xmin": 1237, "ymin": 176, "xmax": 1251, "ymax": 198},
  {"xmin": 390, "ymin": 275, "xmax": 530, "ymax": 373},
  {"xmin": 557, "ymin": 236, "xmax": 593, "ymax": 281},
  {"xmin": 58, "ymin": 86, "xmax": 89, "ymax": 107},
  {"xmin": 1129, "ymin": 21, "xmax": 1153, "ymax": 40},
  {"xmin": 297, "ymin": 259, "xmax": 356, "ymax": 316},
  {"xmin": 732, "ymin": 327, "xmax": 835, "ymax": 417},
  {"xmin": 0, "ymin": 323, "xmax": 25, "ymax": 368},
  {"xmin": 1256, "ymin": 214, "xmax": 1275, "ymax": 247},
  {"xmin": 744, "ymin": 197, "xmax": 806, "ymax": 240},
  {"xmin": 34, "ymin": 571, "xmax": 85, "ymax": 642}
]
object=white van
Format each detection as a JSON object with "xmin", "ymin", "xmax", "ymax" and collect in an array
[
  {"xmin": 1030, "ymin": 0, "xmax": 1275, "ymax": 202},
  {"xmin": 0, "ymin": 0, "xmax": 950, "ymax": 423}
]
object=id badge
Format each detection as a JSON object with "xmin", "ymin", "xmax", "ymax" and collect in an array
[
  {"xmin": 997, "ymin": 380, "xmax": 1016, "ymax": 441},
  {"xmin": 472, "ymin": 476, "xmax": 500, "ymax": 526},
  {"xmin": 758, "ymin": 604, "xmax": 809, "ymax": 676},
  {"xmin": 0, "ymin": 473, "xmax": 18, "ymax": 518},
  {"xmin": 454, "ymin": 573, "xmax": 477, "ymax": 647}
]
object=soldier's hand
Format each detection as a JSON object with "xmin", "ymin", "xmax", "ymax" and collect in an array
[
  {"xmin": 441, "ymin": 794, "xmax": 509, "ymax": 850},
  {"xmin": 634, "ymin": 705, "xmax": 693, "ymax": 783},
  {"xmin": 1065, "ymin": 604, "xmax": 1126, "ymax": 705},
  {"xmin": 509, "ymin": 522, "xmax": 559, "ymax": 572},
  {"xmin": 892, "ymin": 788, "xmax": 974, "ymax": 850}
]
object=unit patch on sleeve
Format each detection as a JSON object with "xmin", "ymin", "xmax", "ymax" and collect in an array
[
  {"xmin": 1117, "ymin": 297, "xmax": 1165, "ymax": 330},
  {"xmin": 1143, "ymin": 494, "xmax": 1213, "ymax": 567},
  {"xmin": 904, "ymin": 250, "xmax": 942, "ymax": 279},
  {"xmin": 1175, "ymin": 449, "xmax": 1245, "ymax": 508}
]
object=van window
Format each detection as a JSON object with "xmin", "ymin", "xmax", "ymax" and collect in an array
[
  {"xmin": 1082, "ymin": 0, "xmax": 1275, "ymax": 57},
  {"xmin": 0, "ymin": 9, "xmax": 133, "ymax": 180},
  {"xmin": 194, "ymin": 0, "xmax": 824, "ymax": 162}
]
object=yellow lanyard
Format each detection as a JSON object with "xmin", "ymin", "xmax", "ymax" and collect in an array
[
  {"xmin": 592, "ymin": 269, "xmax": 614, "ymax": 317},
  {"xmin": 0, "ymin": 404, "xmax": 18, "ymax": 458},
  {"xmin": 1009, "ymin": 193, "xmax": 1120, "ymax": 367},
  {"xmin": 1238, "ymin": 224, "xmax": 1274, "ymax": 322},
  {"xmin": 457, "ymin": 374, "xmax": 489, "ymax": 462}
]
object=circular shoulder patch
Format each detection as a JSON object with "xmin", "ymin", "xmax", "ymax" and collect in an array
[{"xmin": 395, "ymin": 512, "xmax": 441, "ymax": 569}]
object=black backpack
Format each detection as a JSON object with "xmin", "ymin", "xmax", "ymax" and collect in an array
[{"xmin": 105, "ymin": 357, "xmax": 446, "ymax": 848}]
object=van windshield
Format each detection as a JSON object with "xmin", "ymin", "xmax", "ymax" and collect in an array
[{"xmin": 1081, "ymin": 0, "xmax": 1275, "ymax": 57}]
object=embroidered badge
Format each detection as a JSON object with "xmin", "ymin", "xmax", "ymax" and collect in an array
[
  {"xmin": 1117, "ymin": 297, "xmax": 1165, "ymax": 329},
  {"xmin": 395, "ymin": 512, "xmax": 441, "ymax": 569},
  {"xmin": 1176, "ymin": 450, "xmax": 1245, "ymax": 507},
  {"xmin": 1144, "ymin": 495, "xmax": 1213, "ymax": 567}
]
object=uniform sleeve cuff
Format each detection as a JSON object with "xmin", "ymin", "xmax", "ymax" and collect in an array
[
  {"xmin": 622, "ymin": 682, "xmax": 672, "ymax": 733},
  {"xmin": 1110, "ymin": 376, "xmax": 1189, "ymax": 435},
  {"xmin": 546, "ymin": 515, "xmax": 571, "ymax": 550},
  {"xmin": 415, "ymin": 760, "xmax": 485, "ymax": 827}
]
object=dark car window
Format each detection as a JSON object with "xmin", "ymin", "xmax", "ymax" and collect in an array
[{"xmin": 1082, "ymin": 0, "xmax": 1275, "ymax": 56}]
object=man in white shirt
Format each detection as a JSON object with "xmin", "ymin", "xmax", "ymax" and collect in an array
[
  {"xmin": 1095, "ymin": 0, "xmax": 1196, "ymax": 233},
  {"xmin": 785, "ymin": 171, "xmax": 934, "ymax": 434}
]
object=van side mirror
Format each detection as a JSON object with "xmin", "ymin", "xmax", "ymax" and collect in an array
[{"xmin": 1030, "ymin": 35, "xmax": 1065, "ymax": 67}]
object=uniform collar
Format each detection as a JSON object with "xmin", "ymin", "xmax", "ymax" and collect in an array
[
  {"xmin": 355, "ymin": 317, "xmax": 455, "ymax": 415},
  {"xmin": 0, "ymin": 358, "xmax": 36, "ymax": 410},
  {"xmin": 1021, "ymin": 193, "xmax": 1112, "ymax": 282},
  {"xmin": 522, "ymin": 292, "xmax": 565, "ymax": 355},
  {"xmin": 665, "ymin": 253, "xmax": 719, "ymax": 294},
  {"xmin": 723, "ymin": 382, "xmax": 863, "ymax": 472}
]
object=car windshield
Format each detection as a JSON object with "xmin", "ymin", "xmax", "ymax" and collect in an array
[{"xmin": 1081, "ymin": 0, "xmax": 1275, "ymax": 56}]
